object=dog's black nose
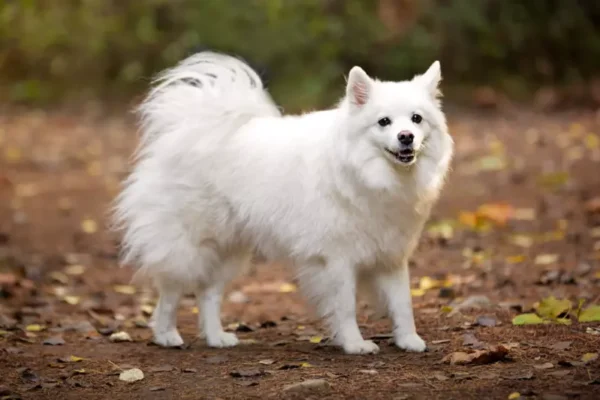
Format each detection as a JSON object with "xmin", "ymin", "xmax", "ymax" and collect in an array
[{"xmin": 398, "ymin": 131, "xmax": 414, "ymax": 145}]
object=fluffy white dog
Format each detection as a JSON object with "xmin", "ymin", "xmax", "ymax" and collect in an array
[{"xmin": 114, "ymin": 52, "xmax": 454, "ymax": 354}]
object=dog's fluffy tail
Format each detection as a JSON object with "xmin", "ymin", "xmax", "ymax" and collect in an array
[
  {"xmin": 113, "ymin": 52, "xmax": 280, "ymax": 275},
  {"xmin": 137, "ymin": 51, "xmax": 281, "ymax": 149}
]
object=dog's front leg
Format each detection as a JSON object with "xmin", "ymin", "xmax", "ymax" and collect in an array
[
  {"xmin": 299, "ymin": 261, "xmax": 379, "ymax": 355},
  {"xmin": 375, "ymin": 263, "xmax": 427, "ymax": 352}
]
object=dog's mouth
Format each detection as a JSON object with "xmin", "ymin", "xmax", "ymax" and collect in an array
[{"xmin": 384, "ymin": 148, "xmax": 416, "ymax": 165}]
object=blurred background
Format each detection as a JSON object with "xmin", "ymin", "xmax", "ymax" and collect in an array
[{"xmin": 1, "ymin": 0, "xmax": 600, "ymax": 111}]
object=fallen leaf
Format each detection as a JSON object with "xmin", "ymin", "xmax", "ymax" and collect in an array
[
  {"xmin": 109, "ymin": 331, "xmax": 132, "ymax": 342},
  {"xmin": 309, "ymin": 336, "xmax": 322, "ymax": 344},
  {"xmin": 536, "ymin": 297, "xmax": 571, "ymax": 319},
  {"xmin": 546, "ymin": 370, "xmax": 571, "ymax": 378},
  {"xmin": 410, "ymin": 288, "xmax": 426, "ymax": 297},
  {"xmin": 506, "ymin": 255, "xmax": 526, "ymax": 264},
  {"xmin": 535, "ymin": 254, "xmax": 559, "ymax": 265},
  {"xmin": 81, "ymin": 219, "xmax": 98, "ymax": 234},
  {"xmin": 258, "ymin": 359, "xmax": 275, "ymax": 365},
  {"xmin": 476, "ymin": 203, "xmax": 514, "ymax": 225},
  {"xmin": 119, "ymin": 368, "xmax": 144, "ymax": 382},
  {"xmin": 427, "ymin": 220, "xmax": 454, "ymax": 240},
  {"xmin": 508, "ymin": 392, "xmax": 521, "ymax": 400},
  {"xmin": 432, "ymin": 372, "xmax": 449, "ymax": 381},
  {"xmin": 534, "ymin": 362, "xmax": 554, "ymax": 370},
  {"xmin": 63, "ymin": 295, "xmax": 80, "ymax": 305},
  {"xmin": 279, "ymin": 283, "xmax": 297, "ymax": 293},
  {"xmin": 550, "ymin": 341, "xmax": 572, "ymax": 351},
  {"xmin": 113, "ymin": 285, "xmax": 136, "ymax": 295},
  {"xmin": 283, "ymin": 379, "xmax": 330, "ymax": 393},
  {"xmin": 359, "ymin": 369, "xmax": 378, "ymax": 375},
  {"xmin": 149, "ymin": 365, "xmax": 174, "ymax": 373},
  {"xmin": 578, "ymin": 305, "xmax": 600, "ymax": 322},
  {"xmin": 582, "ymin": 353, "xmax": 598, "ymax": 364},
  {"xmin": 25, "ymin": 324, "xmax": 45, "ymax": 332},
  {"xmin": 512, "ymin": 313, "xmax": 544, "ymax": 325},
  {"xmin": 442, "ymin": 345, "xmax": 509, "ymax": 365},
  {"xmin": 510, "ymin": 234, "xmax": 534, "ymax": 248},
  {"xmin": 64, "ymin": 264, "xmax": 86, "ymax": 275},
  {"xmin": 43, "ymin": 336, "xmax": 65, "ymax": 346}
]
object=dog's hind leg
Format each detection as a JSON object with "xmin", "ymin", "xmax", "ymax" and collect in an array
[
  {"xmin": 151, "ymin": 279, "xmax": 184, "ymax": 347},
  {"xmin": 195, "ymin": 251, "xmax": 245, "ymax": 348}
]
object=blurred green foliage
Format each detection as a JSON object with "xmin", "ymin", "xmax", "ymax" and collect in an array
[{"xmin": 1, "ymin": 0, "xmax": 599, "ymax": 109}]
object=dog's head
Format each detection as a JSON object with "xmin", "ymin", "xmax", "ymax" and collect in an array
[{"xmin": 340, "ymin": 62, "xmax": 449, "ymax": 171}]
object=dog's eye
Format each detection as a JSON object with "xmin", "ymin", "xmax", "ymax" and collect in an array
[
  {"xmin": 411, "ymin": 113, "xmax": 423, "ymax": 124},
  {"xmin": 377, "ymin": 117, "xmax": 392, "ymax": 127}
]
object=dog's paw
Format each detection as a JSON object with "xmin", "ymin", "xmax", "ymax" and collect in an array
[
  {"xmin": 153, "ymin": 329, "xmax": 184, "ymax": 347},
  {"xmin": 395, "ymin": 333, "xmax": 427, "ymax": 352},
  {"xmin": 206, "ymin": 331, "xmax": 239, "ymax": 348},
  {"xmin": 342, "ymin": 339, "xmax": 380, "ymax": 355}
]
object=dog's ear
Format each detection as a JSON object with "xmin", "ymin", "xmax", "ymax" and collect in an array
[
  {"xmin": 346, "ymin": 66, "xmax": 373, "ymax": 108},
  {"xmin": 414, "ymin": 61, "xmax": 442, "ymax": 99}
]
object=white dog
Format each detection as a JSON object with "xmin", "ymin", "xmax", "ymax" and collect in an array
[{"xmin": 113, "ymin": 52, "xmax": 453, "ymax": 354}]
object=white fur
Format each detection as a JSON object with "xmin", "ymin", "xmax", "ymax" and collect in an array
[{"xmin": 113, "ymin": 52, "xmax": 454, "ymax": 354}]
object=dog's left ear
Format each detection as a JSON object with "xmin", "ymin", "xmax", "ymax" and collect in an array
[{"xmin": 414, "ymin": 61, "xmax": 442, "ymax": 99}]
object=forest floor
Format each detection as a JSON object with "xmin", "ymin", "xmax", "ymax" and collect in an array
[{"xmin": 0, "ymin": 107, "xmax": 599, "ymax": 400}]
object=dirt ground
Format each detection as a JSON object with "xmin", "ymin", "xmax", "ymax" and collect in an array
[{"xmin": 0, "ymin": 106, "xmax": 599, "ymax": 400}]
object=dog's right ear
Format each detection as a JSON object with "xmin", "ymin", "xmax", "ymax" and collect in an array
[{"xmin": 346, "ymin": 67, "xmax": 372, "ymax": 108}]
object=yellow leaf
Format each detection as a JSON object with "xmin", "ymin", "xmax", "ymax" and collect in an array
[
  {"xmin": 69, "ymin": 355, "xmax": 84, "ymax": 362},
  {"xmin": 191, "ymin": 306, "xmax": 199, "ymax": 314},
  {"xmin": 582, "ymin": 352, "xmax": 598, "ymax": 364},
  {"xmin": 512, "ymin": 313, "xmax": 544, "ymax": 325},
  {"xmin": 279, "ymin": 283, "xmax": 297, "ymax": 293},
  {"xmin": 419, "ymin": 276, "xmax": 442, "ymax": 291},
  {"xmin": 411, "ymin": 288, "xmax": 426, "ymax": 297},
  {"xmin": 4, "ymin": 147, "xmax": 22, "ymax": 163},
  {"xmin": 0, "ymin": 330, "xmax": 11, "ymax": 336},
  {"xmin": 427, "ymin": 220, "xmax": 454, "ymax": 239},
  {"xmin": 73, "ymin": 369, "xmax": 86, "ymax": 374},
  {"xmin": 26, "ymin": 324, "xmax": 45, "ymax": 332},
  {"xmin": 506, "ymin": 255, "xmax": 526, "ymax": 264},
  {"xmin": 578, "ymin": 305, "xmax": 600, "ymax": 322},
  {"xmin": 440, "ymin": 306, "xmax": 453, "ymax": 313},
  {"xmin": 64, "ymin": 264, "xmax": 86, "ymax": 275},
  {"xmin": 458, "ymin": 211, "xmax": 478, "ymax": 228},
  {"xmin": 538, "ymin": 172, "xmax": 569, "ymax": 189},
  {"xmin": 534, "ymin": 254, "xmax": 558, "ymax": 265},
  {"xmin": 63, "ymin": 295, "xmax": 80, "ymax": 305},
  {"xmin": 49, "ymin": 271, "xmax": 69, "ymax": 284},
  {"xmin": 536, "ymin": 297, "xmax": 572, "ymax": 320},
  {"xmin": 141, "ymin": 305, "xmax": 154, "ymax": 315},
  {"xmin": 113, "ymin": 285, "xmax": 136, "ymax": 295},
  {"xmin": 476, "ymin": 203, "xmax": 514, "ymax": 226},
  {"xmin": 508, "ymin": 392, "xmax": 521, "ymax": 400},
  {"xmin": 80, "ymin": 219, "xmax": 98, "ymax": 234},
  {"xmin": 510, "ymin": 235, "xmax": 534, "ymax": 248},
  {"xmin": 584, "ymin": 134, "xmax": 599, "ymax": 149},
  {"xmin": 300, "ymin": 362, "xmax": 312, "ymax": 368},
  {"xmin": 309, "ymin": 336, "xmax": 322, "ymax": 344}
]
